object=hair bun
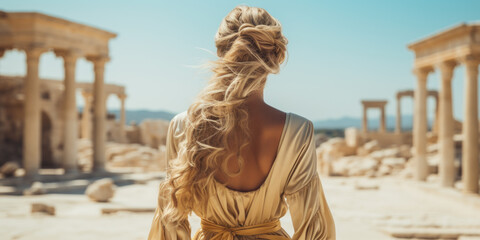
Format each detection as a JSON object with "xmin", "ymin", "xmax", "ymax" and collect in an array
[
  {"xmin": 215, "ymin": 6, "xmax": 287, "ymax": 73},
  {"xmin": 237, "ymin": 23, "xmax": 280, "ymax": 54},
  {"xmin": 238, "ymin": 23, "xmax": 255, "ymax": 32}
]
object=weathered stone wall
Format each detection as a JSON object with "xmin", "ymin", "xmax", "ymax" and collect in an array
[
  {"xmin": 0, "ymin": 76, "xmax": 65, "ymax": 167},
  {"xmin": 138, "ymin": 119, "xmax": 169, "ymax": 148},
  {"xmin": 0, "ymin": 76, "xmax": 129, "ymax": 169}
]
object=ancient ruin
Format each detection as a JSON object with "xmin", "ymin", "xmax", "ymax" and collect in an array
[
  {"xmin": 0, "ymin": 75, "xmax": 127, "ymax": 168},
  {"xmin": 317, "ymin": 23, "xmax": 480, "ymax": 199},
  {"xmin": 361, "ymin": 100, "xmax": 387, "ymax": 133},
  {"xmin": 359, "ymin": 90, "xmax": 440, "ymax": 147},
  {"xmin": 0, "ymin": 12, "xmax": 170, "ymax": 179},
  {"xmin": 0, "ymin": 11, "xmax": 116, "ymax": 177},
  {"xmin": 408, "ymin": 23, "xmax": 480, "ymax": 193},
  {"xmin": 395, "ymin": 89, "xmax": 439, "ymax": 134}
]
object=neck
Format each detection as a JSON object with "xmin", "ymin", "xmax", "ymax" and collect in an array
[{"xmin": 244, "ymin": 90, "xmax": 266, "ymax": 111}]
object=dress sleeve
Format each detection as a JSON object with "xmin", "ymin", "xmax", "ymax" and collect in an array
[
  {"xmin": 284, "ymin": 121, "xmax": 336, "ymax": 240},
  {"xmin": 148, "ymin": 114, "xmax": 192, "ymax": 240}
]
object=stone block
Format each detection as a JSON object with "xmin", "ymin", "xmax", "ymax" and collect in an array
[{"xmin": 31, "ymin": 203, "xmax": 55, "ymax": 216}]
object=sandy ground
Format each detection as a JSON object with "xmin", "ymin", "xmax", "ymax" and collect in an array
[{"xmin": 1, "ymin": 176, "xmax": 479, "ymax": 240}]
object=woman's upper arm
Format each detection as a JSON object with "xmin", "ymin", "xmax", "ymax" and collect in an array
[
  {"xmin": 165, "ymin": 115, "xmax": 179, "ymax": 162},
  {"xmin": 147, "ymin": 112, "xmax": 192, "ymax": 240},
  {"xmin": 284, "ymin": 120, "xmax": 336, "ymax": 240},
  {"xmin": 165, "ymin": 112, "xmax": 187, "ymax": 173}
]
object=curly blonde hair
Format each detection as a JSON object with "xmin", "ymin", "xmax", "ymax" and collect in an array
[{"xmin": 160, "ymin": 5, "xmax": 288, "ymax": 224}]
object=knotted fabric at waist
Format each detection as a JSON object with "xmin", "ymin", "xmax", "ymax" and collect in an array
[{"xmin": 193, "ymin": 218, "xmax": 289, "ymax": 240}]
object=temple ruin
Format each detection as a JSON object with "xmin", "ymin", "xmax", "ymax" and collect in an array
[
  {"xmin": 0, "ymin": 11, "xmax": 116, "ymax": 177},
  {"xmin": 409, "ymin": 23, "xmax": 480, "ymax": 193},
  {"xmin": 395, "ymin": 89, "xmax": 439, "ymax": 134},
  {"xmin": 0, "ymin": 11, "xmax": 172, "ymax": 180},
  {"xmin": 323, "ymin": 23, "xmax": 480, "ymax": 196},
  {"xmin": 0, "ymin": 75, "xmax": 127, "ymax": 168},
  {"xmin": 361, "ymin": 100, "xmax": 387, "ymax": 133}
]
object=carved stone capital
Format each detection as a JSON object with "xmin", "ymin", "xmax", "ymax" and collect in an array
[
  {"xmin": 54, "ymin": 49, "xmax": 82, "ymax": 64},
  {"xmin": 117, "ymin": 93, "xmax": 127, "ymax": 100},
  {"xmin": 438, "ymin": 60, "xmax": 457, "ymax": 82},
  {"xmin": 460, "ymin": 54, "xmax": 480, "ymax": 68},
  {"xmin": 86, "ymin": 55, "xmax": 110, "ymax": 68},
  {"xmin": 413, "ymin": 67, "xmax": 433, "ymax": 82},
  {"xmin": 81, "ymin": 90, "xmax": 93, "ymax": 98},
  {"xmin": 25, "ymin": 46, "xmax": 48, "ymax": 62}
]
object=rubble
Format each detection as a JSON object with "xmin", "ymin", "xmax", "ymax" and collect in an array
[
  {"xmin": 85, "ymin": 178, "xmax": 116, "ymax": 202},
  {"xmin": 31, "ymin": 203, "xmax": 55, "ymax": 216},
  {"xmin": 357, "ymin": 140, "xmax": 381, "ymax": 156},
  {"xmin": 23, "ymin": 181, "xmax": 46, "ymax": 195},
  {"xmin": 318, "ymin": 136, "xmax": 413, "ymax": 178},
  {"xmin": 77, "ymin": 140, "xmax": 167, "ymax": 172},
  {"xmin": 0, "ymin": 161, "xmax": 20, "ymax": 177}
]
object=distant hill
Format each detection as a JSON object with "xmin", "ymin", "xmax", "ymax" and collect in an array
[
  {"xmin": 79, "ymin": 107, "xmax": 177, "ymax": 124},
  {"xmin": 110, "ymin": 109, "xmax": 177, "ymax": 124},
  {"xmin": 79, "ymin": 108, "xmax": 432, "ymax": 130},
  {"xmin": 312, "ymin": 115, "xmax": 434, "ymax": 131}
]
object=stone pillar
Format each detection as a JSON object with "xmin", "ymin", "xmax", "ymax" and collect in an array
[
  {"xmin": 396, "ymin": 95, "xmax": 402, "ymax": 134},
  {"xmin": 23, "ymin": 47, "xmax": 45, "ymax": 178},
  {"xmin": 438, "ymin": 61, "xmax": 456, "ymax": 188},
  {"xmin": 0, "ymin": 49, "xmax": 4, "ymax": 77},
  {"xmin": 432, "ymin": 93, "xmax": 440, "ymax": 134},
  {"xmin": 88, "ymin": 56, "xmax": 109, "ymax": 172},
  {"xmin": 379, "ymin": 106, "xmax": 386, "ymax": 133},
  {"xmin": 118, "ymin": 94, "xmax": 126, "ymax": 130},
  {"xmin": 362, "ymin": 105, "xmax": 368, "ymax": 133},
  {"xmin": 118, "ymin": 93, "xmax": 127, "ymax": 142},
  {"xmin": 462, "ymin": 56, "xmax": 479, "ymax": 194},
  {"xmin": 57, "ymin": 50, "xmax": 81, "ymax": 173},
  {"xmin": 81, "ymin": 91, "xmax": 92, "ymax": 140},
  {"xmin": 413, "ymin": 68, "xmax": 430, "ymax": 181}
]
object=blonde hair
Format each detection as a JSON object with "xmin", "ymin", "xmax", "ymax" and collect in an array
[{"xmin": 160, "ymin": 5, "xmax": 288, "ymax": 224}]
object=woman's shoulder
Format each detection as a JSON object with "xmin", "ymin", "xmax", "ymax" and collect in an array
[
  {"xmin": 171, "ymin": 111, "xmax": 188, "ymax": 126},
  {"xmin": 171, "ymin": 110, "xmax": 187, "ymax": 123},
  {"xmin": 168, "ymin": 111, "xmax": 188, "ymax": 138},
  {"xmin": 286, "ymin": 112, "xmax": 314, "ymax": 138},
  {"xmin": 276, "ymin": 111, "xmax": 315, "ymax": 159}
]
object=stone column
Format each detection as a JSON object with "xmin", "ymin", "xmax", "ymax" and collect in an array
[
  {"xmin": 413, "ymin": 68, "xmax": 430, "ymax": 181},
  {"xmin": 117, "ymin": 93, "xmax": 127, "ymax": 142},
  {"xmin": 462, "ymin": 56, "xmax": 479, "ymax": 194},
  {"xmin": 380, "ymin": 106, "xmax": 386, "ymax": 133},
  {"xmin": 396, "ymin": 95, "xmax": 402, "ymax": 134},
  {"xmin": 118, "ymin": 94, "xmax": 126, "ymax": 130},
  {"xmin": 438, "ymin": 61, "xmax": 456, "ymax": 188},
  {"xmin": 362, "ymin": 105, "xmax": 368, "ymax": 133},
  {"xmin": 23, "ymin": 47, "xmax": 46, "ymax": 178},
  {"xmin": 57, "ymin": 50, "xmax": 81, "ymax": 173},
  {"xmin": 88, "ymin": 56, "xmax": 109, "ymax": 172},
  {"xmin": 81, "ymin": 91, "xmax": 92, "ymax": 139},
  {"xmin": 432, "ymin": 93, "xmax": 440, "ymax": 134}
]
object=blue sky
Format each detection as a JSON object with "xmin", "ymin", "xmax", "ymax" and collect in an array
[{"xmin": 0, "ymin": 0, "xmax": 479, "ymax": 121}]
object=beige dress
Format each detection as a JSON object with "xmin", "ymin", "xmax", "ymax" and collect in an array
[{"xmin": 148, "ymin": 111, "xmax": 336, "ymax": 240}]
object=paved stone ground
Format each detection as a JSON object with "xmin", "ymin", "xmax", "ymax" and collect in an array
[{"xmin": 1, "ymin": 175, "xmax": 479, "ymax": 240}]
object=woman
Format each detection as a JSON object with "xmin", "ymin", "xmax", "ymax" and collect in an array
[{"xmin": 148, "ymin": 5, "xmax": 335, "ymax": 240}]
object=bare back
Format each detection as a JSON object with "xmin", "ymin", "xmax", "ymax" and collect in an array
[{"xmin": 214, "ymin": 101, "xmax": 287, "ymax": 192}]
